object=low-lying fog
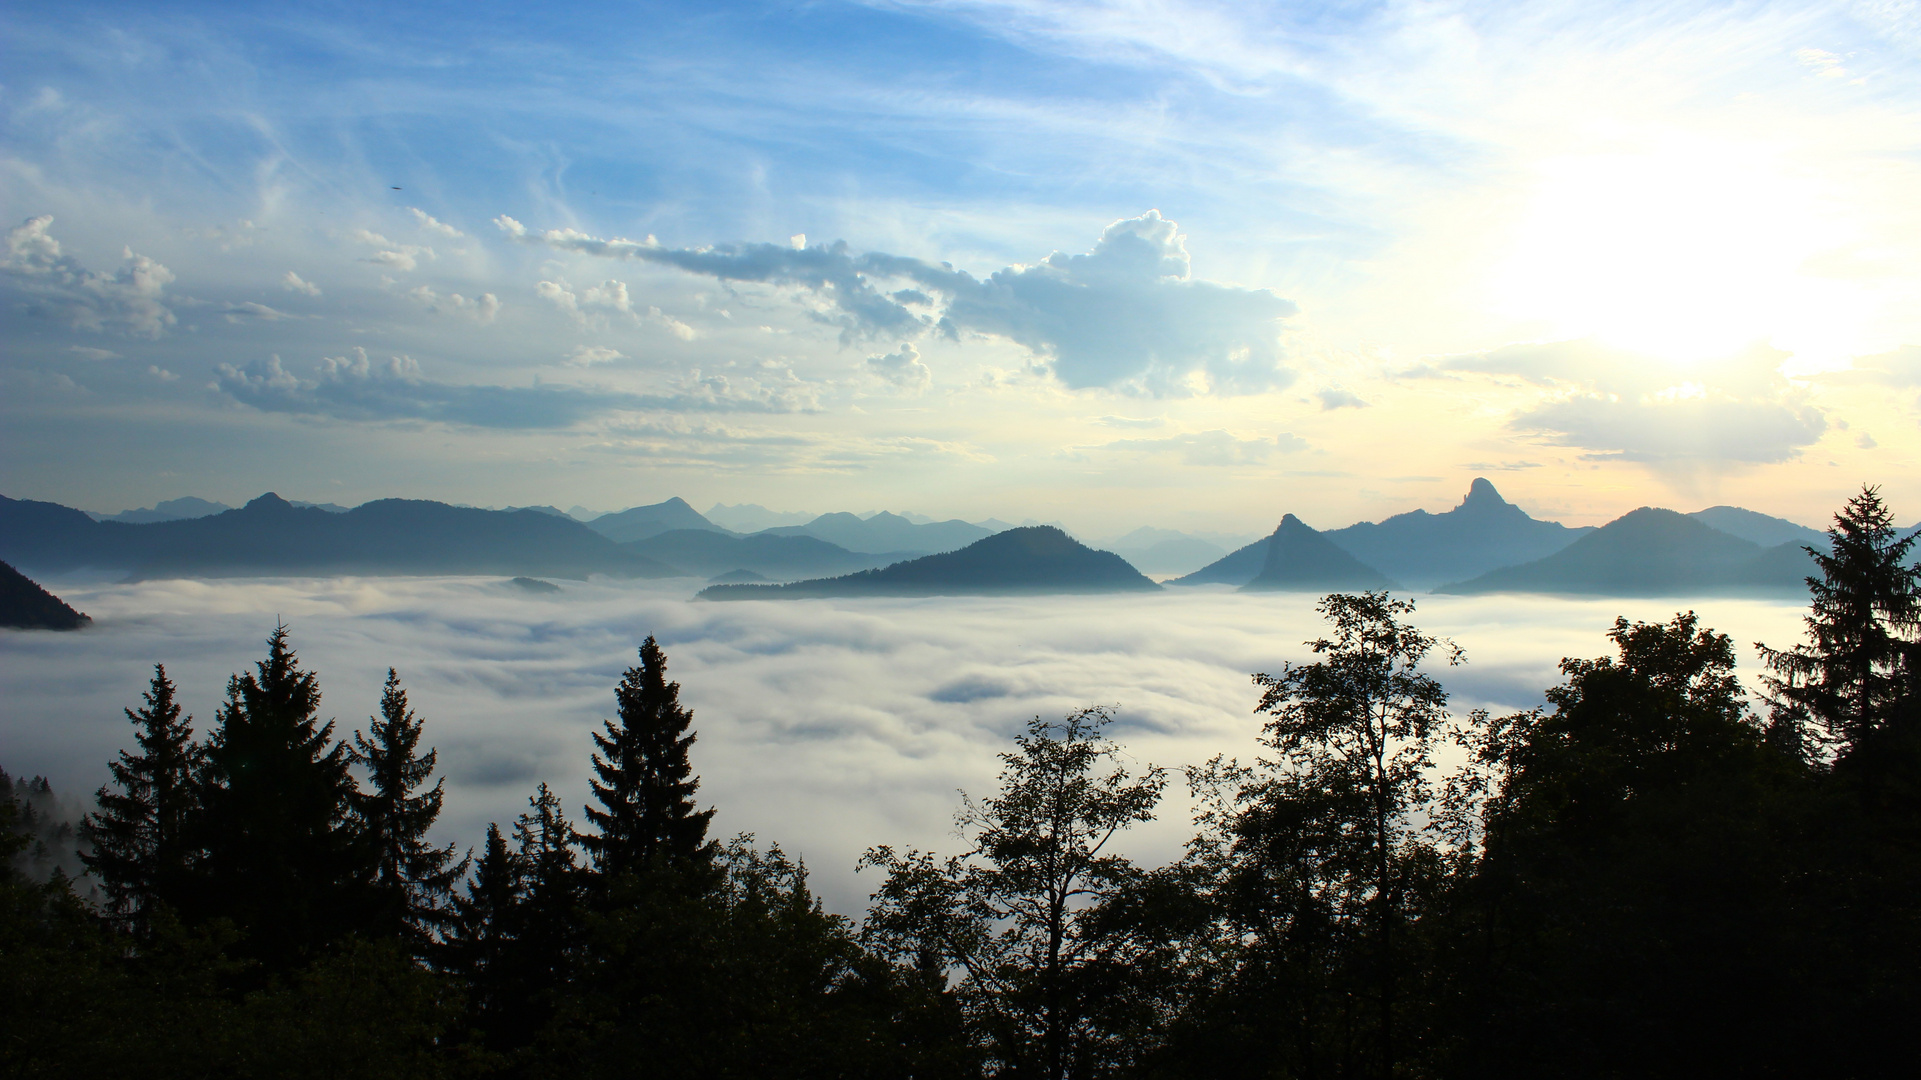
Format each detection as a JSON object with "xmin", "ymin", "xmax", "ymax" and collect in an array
[{"xmin": 2, "ymin": 575, "xmax": 1810, "ymax": 915}]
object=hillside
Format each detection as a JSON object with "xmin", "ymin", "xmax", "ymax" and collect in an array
[
  {"xmin": 1437, "ymin": 507, "xmax": 1815, "ymax": 595},
  {"xmin": 1322, "ymin": 478, "xmax": 1591, "ymax": 589},
  {"xmin": 586, "ymin": 497, "xmax": 729, "ymax": 543},
  {"xmin": 0, "ymin": 560, "xmax": 90, "ymax": 630},
  {"xmin": 0, "ymin": 493, "xmax": 683, "ymax": 579},
  {"xmin": 1241, "ymin": 515, "xmax": 1398, "ymax": 592},
  {"xmin": 699, "ymin": 526, "xmax": 1158, "ymax": 599},
  {"xmin": 624, "ymin": 529, "xmax": 914, "ymax": 580},
  {"xmin": 1686, "ymin": 506, "xmax": 1828, "ymax": 549}
]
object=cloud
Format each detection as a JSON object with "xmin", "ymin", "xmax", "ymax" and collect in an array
[
  {"xmin": 536, "ymin": 277, "xmax": 695, "ymax": 338},
  {"xmin": 568, "ymin": 345, "xmax": 625, "ymax": 366},
  {"xmin": 409, "ymin": 208, "xmax": 465, "ymax": 239},
  {"xmin": 352, "ymin": 228, "xmax": 431, "ymax": 272},
  {"xmin": 864, "ymin": 343, "xmax": 931, "ymax": 393},
  {"xmin": 1836, "ymin": 345, "xmax": 1921, "ymax": 385},
  {"xmin": 1102, "ymin": 429, "xmax": 1307, "ymax": 466},
  {"xmin": 218, "ymin": 301, "xmax": 297, "ymax": 322},
  {"xmin": 282, "ymin": 271, "xmax": 322, "ymax": 297},
  {"xmin": 1094, "ymin": 415, "xmax": 1165, "ymax": 429},
  {"xmin": 214, "ymin": 348, "xmax": 814, "ymax": 428},
  {"xmin": 407, "ymin": 285, "xmax": 501, "ymax": 323},
  {"xmin": 1316, "ymin": 387, "xmax": 1368, "ymax": 410},
  {"xmin": 67, "ymin": 345, "xmax": 121, "ymax": 360},
  {"xmin": 2, "ymin": 215, "xmax": 177, "ymax": 337},
  {"xmin": 1438, "ymin": 338, "xmax": 1826, "ymax": 465},
  {"xmin": 148, "ymin": 365, "xmax": 178, "ymax": 381},
  {"xmin": 501, "ymin": 210, "xmax": 1297, "ymax": 395}
]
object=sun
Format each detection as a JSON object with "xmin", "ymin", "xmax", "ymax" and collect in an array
[{"xmin": 1486, "ymin": 135, "xmax": 1867, "ymax": 368}]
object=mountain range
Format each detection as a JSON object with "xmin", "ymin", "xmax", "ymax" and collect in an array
[
  {"xmin": 1241, "ymin": 515, "xmax": 1399, "ymax": 592},
  {"xmin": 1436, "ymin": 508, "xmax": 1818, "ymax": 596},
  {"xmin": 699, "ymin": 527, "xmax": 1158, "ymax": 599}
]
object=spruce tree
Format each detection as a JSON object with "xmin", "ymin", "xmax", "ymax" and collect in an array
[
  {"xmin": 1760, "ymin": 485, "xmax": 1921, "ymax": 757},
  {"xmin": 189, "ymin": 623, "xmax": 370, "ymax": 965},
  {"xmin": 350, "ymin": 669, "xmax": 467, "ymax": 952},
  {"xmin": 581, "ymin": 637, "xmax": 717, "ymax": 884},
  {"xmin": 81, "ymin": 664, "xmax": 202, "ymax": 937},
  {"xmin": 445, "ymin": 822, "xmax": 528, "ymax": 1049}
]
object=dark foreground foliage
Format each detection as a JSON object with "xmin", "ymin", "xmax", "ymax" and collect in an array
[{"xmin": 5, "ymin": 487, "xmax": 1920, "ymax": 1078}]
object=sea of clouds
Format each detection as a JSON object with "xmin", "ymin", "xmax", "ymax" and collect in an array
[{"xmin": 1, "ymin": 577, "xmax": 1810, "ymax": 915}]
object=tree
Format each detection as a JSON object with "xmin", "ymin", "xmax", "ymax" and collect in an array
[
  {"xmin": 1759, "ymin": 485, "xmax": 1920, "ymax": 759},
  {"xmin": 81, "ymin": 664, "xmax": 203, "ymax": 938},
  {"xmin": 349, "ymin": 669, "xmax": 467, "ymax": 952},
  {"xmin": 580, "ymin": 636, "xmax": 717, "ymax": 885},
  {"xmin": 189, "ymin": 623, "xmax": 370, "ymax": 966},
  {"xmin": 862, "ymin": 706, "xmax": 1167, "ymax": 1079},
  {"xmin": 443, "ymin": 823, "xmax": 529, "ymax": 1057},
  {"xmin": 1224, "ymin": 591, "xmax": 1459, "ymax": 1079}
]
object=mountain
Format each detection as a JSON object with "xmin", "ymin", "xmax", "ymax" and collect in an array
[
  {"xmin": 1103, "ymin": 527, "xmax": 1231, "ymax": 578},
  {"xmin": 1687, "ymin": 506, "xmax": 1828, "ymax": 549},
  {"xmin": 699, "ymin": 526, "xmax": 1159, "ymax": 599},
  {"xmin": 89, "ymin": 496, "xmax": 232, "ymax": 524},
  {"xmin": 0, "ymin": 560, "xmax": 90, "ymax": 630},
  {"xmin": 622, "ymin": 529, "xmax": 914, "ymax": 580},
  {"xmin": 1321, "ymin": 478, "xmax": 1592, "ymax": 589},
  {"xmin": 1437, "ymin": 507, "xmax": 1816, "ymax": 596},
  {"xmin": 758, "ymin": 511, "xmax": 993, "ymax": 556},
  {"xmin": 1169, "ymin": 536, "xmax": 1271, "ymax": 586},
  {"xmin": 1241, "ymin": 515, "xmax": 1398, "ymax": 592},
  {"xmin": 0, "ymin": 493, "xmax": 682, "ymax": 579},
  {"xmin": 704, "ymin": 502, "xmax": 817, "ymax": 532},
  {"xmin": 586, "ymin": 497, "xmax": 729, "ymax": 543}
]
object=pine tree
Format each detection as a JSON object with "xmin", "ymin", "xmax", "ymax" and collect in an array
[
  {"xmin": 445, "ymin": 823, "xmax": 528, "ymax": 1049},
  {"xmin": 350, "ymin": 669, "xmax": 468, "ymax": 952},
  {"xmin": 1760, "ymin": 485, "xmax": 1921, "ymax": 758},
  {"xmin": 581, "ymin": 637, "xmax": 717, "ymax": 884},
  {"xmin": 189, "ymin": 623, "xmax": 371, "ymax": 965},
  {"xmin": 80, "ymin": 664, "xmax": 202, "ymax": 937}
]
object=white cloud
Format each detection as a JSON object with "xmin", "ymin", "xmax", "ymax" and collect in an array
[
  {"xmin": 1101, "ymin": 429, "xmax": 1307, "ymax": 466},
  {"xmin": 219, "ymin": 301, "xmax": 297, "ymax": 322},
  {"xmin": 147, "ymin": 364, "xmax": 178, "ymax": 381},
  {"xmin": 568, "ymin": 345, "xmax": 625, "ymax": 366},
  {"xmin": 502, "ymin": 210, "xmax": 1297, "ymax": 395},
  {"xmin": 408, "ymin": 285, "xmax": 501, "ymax": 323},
  {"xmin": 1317, "ymin": 387, "xmax": 1368, "ymax": 410},
  {"xmin": 67, "ymin": 345, "xmax": 121, "ymax": 360},
  {"xmin": 864, "ymin": 342, "xmax": 931, "ymax": 393},
  {"xmin": 352, "ymin": 228, "xmax": 432, "ymax": 272},
  {"xmin": 409, "ymin": 208, "xmax": 466, "ymax": 238},
  {"xmin": 2, "ymin": 215, "xmax": 177, "ymax": 337},
  {"xmin": 282, "ymin": 271, "xmax": 322, "ymax": 297}
]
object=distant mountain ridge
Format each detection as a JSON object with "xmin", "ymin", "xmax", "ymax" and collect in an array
[
  {"xmin": 1437, "ymin": 507, "xmax": 1816, "ymax": 596},
  {"xmin": 622, "ymin": 529, "xmax": 917, "ymax": 581},
  {"xmin": 1242, "ymin": 515, "xmax": 1398, "ymax": 592},
  {"xmin": 699, "ymin": 526, "xmax": 1158, "ymax": 599},
  {"xmin": 1322, "ymin": 478, "xmax": 1593, "ymax": 589},
  {"xmin": 0, "ymin": 493, "xmax": 682, "ymax": 580},
  {"xmin": 759, "ymin": 511, "xmax": 993, "ymax": 556},
  {"xmin": 586, "ymin": 498, "xmax": 731, "ymax": 543}
]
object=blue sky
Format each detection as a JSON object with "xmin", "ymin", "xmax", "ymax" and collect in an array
[{"xmin": 5, "ymin": 0, "xmax": 1921, "ymax": 531}]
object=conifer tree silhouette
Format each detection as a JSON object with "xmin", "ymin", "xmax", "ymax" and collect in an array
[
  {"xmin": 582, "ymin": 636, "xmax": 717, "ymax": 883},
  {"xmin": 190, "ymin": 624, "xmax": 369, "ymax": 964},
  {"xmin": 81, "ymin": 663, "xmax": 202, "ymax": 938},
  {"xmin": 350, "ymin": 669, "xmax": 468, "ymax": 951}
]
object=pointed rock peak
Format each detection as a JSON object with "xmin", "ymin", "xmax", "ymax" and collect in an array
[
  {"xmin": 660, "ymin": 496, "xmax": 694, "ymax": 510},
  {"xmin": 244, "ymin": 492, "xmax": 292, "ymax": 511},
  {"xmin": 1275, "ymin": 513, "xmax": 1309, "ymax": 532},
  {"xmin": 1462, "ymin": 477, "xmax": 1507, "ymax": 507}
]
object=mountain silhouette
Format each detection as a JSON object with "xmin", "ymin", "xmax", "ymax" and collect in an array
[
  {"xmin": 586, "ymin": 497, "xmax": 729, "ymax": 543},
  {"xmin": 1321, "ymin": 478, "xmax": 1591, "ymax": 588},
  {"xmin": 1168, "ymin": 536, "xmax": 1271, "ymax": 586},
  {"xmin": 90, "ymin": 496, "xmax": 232, "ymax": 524},
  {"xmin": 1686, "ymin": 506, "xmax": 1828, "ymax": 549},
  {"xmin": 1104, "ymin": 527, "xmax": 1231, "ymax": 578},
  {"xmin": 758, "ymin": 511, "xmax": 992, "ymax": 556},
  {"xmin": 0, "ymin": 493, "xmax": 682, "ymax": 580},
  {"xmin": 1240, "ymin": 515, "xmax": 1398, "ymax": 592},
  {"xmin": 1437, "ymin": 507, "xmax": 1816, "ymax": 596},
  {"xmin": 699, "ymin": 526, "xmax": 1159, "ymax": 599},
  {"xmin": 0, "ymin": 560, "xmax": 90, "ymax": 630},
  {"xmin": 623, "ymin": 529, "xmax": 915, "ymax": 580}
]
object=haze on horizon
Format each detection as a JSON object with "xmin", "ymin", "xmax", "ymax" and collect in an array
[{"xmin": 4, "ymin": 0, "xmax": 1920, "ymax": 533}]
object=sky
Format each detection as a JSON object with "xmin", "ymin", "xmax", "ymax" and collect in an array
[{"xmin": 5, "ymin": 0, "xmax": 1921, "ymax": 534}]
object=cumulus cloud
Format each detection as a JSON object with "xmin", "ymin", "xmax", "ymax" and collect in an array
[
  {"xmin": 407, "ymin": 285, "xmax": 501, "ymax": 323},
  {"xmin": 282, "ymin": 271, "xmax": 322, "ymax": 297},
  {"xmin": 409, "ymin": 208, "xmax": 465, "ymax": 238},
  {"xmin": 1102, "ymin": 429, "xmax": 1307, "ymax": 466},
  {"xmin": 499, "ymin": 210, "xmax": 1296, "ymax": 395},
  {"xmin": 569, "ymin": 345, "xmax": 625, "ymax": 366},
  {"xmin": 351, "ymin": 228, "xmax": 431, "ymax": 272},
  {"xmin": 864, "ymin": 342, "xmax": 931, "ymax": 393},
  {"xmin": 536, "ymin": 277, "xmax": 695, "ymax": 338},
  {"xmin": 67, "ymin": 345, "xmax": 121, "ymax": 360},
  {"xmin": 214, "ymin": 347, "xmax": 815, "ymax": 428},
  {"xmin": 1317, "ymin": 387, "xmax": 1368, "ymax": 410},
  {"xmin": 1440, "ymin": 338, "xmax": 1826, "ymax": 465},
  {"xmin": 2, "ymin": 215, "xmax": 177, "ymax": 337},
  {"xmin": 218, "ymin": 300, "xmax": 297, "ymax": 322}
]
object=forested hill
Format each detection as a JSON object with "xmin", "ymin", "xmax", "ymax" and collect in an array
[
  {"xmin": 0, "ymin": 560, "xmax": 90, "ymax": 630},
  {"xmin": 1240, "ymin": 514, "xmax": 1397, "ymax": 592},
  {"xmin": 0, "ymin": 492, "xmax": 683, "ymax": 580},
  {"xmin": 1437, "ymin": 506, "xmax": 1816, "ymax": 595},
  {"xmin": 699, "ymin": 526, "xmax": 1158, "ymax": 598}
]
